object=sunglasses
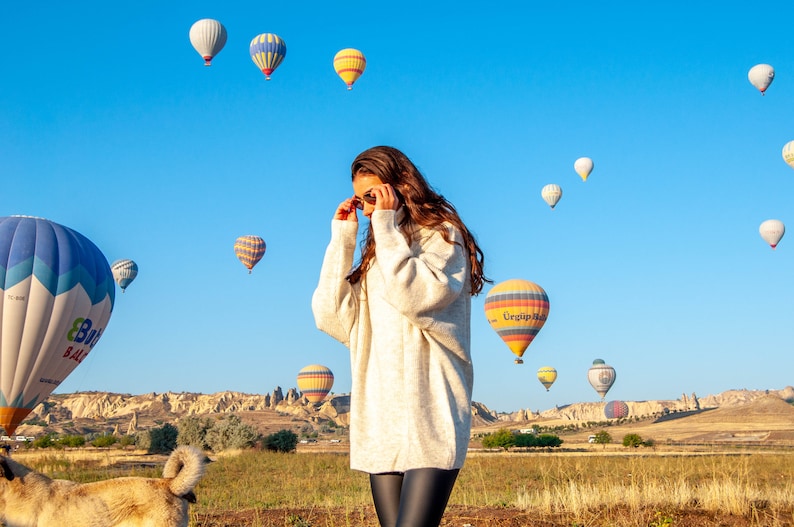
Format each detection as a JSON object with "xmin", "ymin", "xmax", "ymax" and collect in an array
[{"xmin": 352, "ymin": 191, "xmax": 377, "ymax": 210}]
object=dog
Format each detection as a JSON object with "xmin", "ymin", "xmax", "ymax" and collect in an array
[{"xmin": 0, "ymin": 445, "xmax": 207, "ymax": 527}]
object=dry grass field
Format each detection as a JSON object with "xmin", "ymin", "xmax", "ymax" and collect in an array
[{"xmin": 7, "ymin": 396, "xmax": 794, "ymax": 527}]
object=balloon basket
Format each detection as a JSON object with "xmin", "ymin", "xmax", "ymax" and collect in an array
[{"xmin": 514, "ymin": 358, "xmax": 523, "ymax": 365}]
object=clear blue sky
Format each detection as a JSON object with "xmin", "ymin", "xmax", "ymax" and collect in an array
[{"xmin": 2, "ymin": 2, "xmax": 792, "ymax": 413}]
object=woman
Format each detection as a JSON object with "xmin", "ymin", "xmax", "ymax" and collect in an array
[{"xmin": 312, "ymin": 146, "xmax": 488, "ymax": 527}]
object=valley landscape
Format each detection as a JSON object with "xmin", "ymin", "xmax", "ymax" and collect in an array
[{"xmin": 6, "ymin": 386, "xmax": 794, "ymax": 526}]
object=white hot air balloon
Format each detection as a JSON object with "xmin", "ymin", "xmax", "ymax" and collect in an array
[
  {"xmin": 782, "ymin": 141, "xmax": 794, "ymax": 170},
  {"xmin": 574, "ymin": 157, "xmax": 594, "ymax": 182},
  {"xmin": 748, "ymin": 64, "xmax": 775, "ymax": 95},
  {"xmin": 759, "ymin": 219, "xmax": 785, "ymax": 249},
  {"xmin": 541, "ymin": 184, "xmax": 562, "ymax": 209},
  {"xmin": 189, "ymin": 19, "xmax": 227, "ymax": 66},
  {"xmin": 111, "ymin": 259, "xmax": 138, "ymax": 293}
]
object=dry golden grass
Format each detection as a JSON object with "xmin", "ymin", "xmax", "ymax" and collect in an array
[{"xmin": 16, "ymin": 447, "xmax": 793, "ymax": 526}]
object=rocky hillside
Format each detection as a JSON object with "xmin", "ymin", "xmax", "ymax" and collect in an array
[{"xmin": 12, "ymin": 386, "xmax": 793, "ymax": 438}]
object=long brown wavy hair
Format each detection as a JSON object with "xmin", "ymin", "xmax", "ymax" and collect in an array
[{"xmin": 345, "ymin": 146, "xmax": 489, "ymax": 295}]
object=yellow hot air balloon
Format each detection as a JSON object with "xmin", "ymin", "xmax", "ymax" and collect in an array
[
  {"xmin": 333, "ymin": 48, "xmax": 366, "ymax": 90},
  {"xmin": 296, "ymin": 364, "xmax": 334, "ymax": 404},
  {"xmin": 537, "ymin": 366, "xmax": 557, "ymax": 391},
  {"xmin": 484, "ymin": 279, "xmax": 550, "ymax": 364}
]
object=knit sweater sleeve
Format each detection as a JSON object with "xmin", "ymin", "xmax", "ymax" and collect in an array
[
  {"xmin": 370, "ymin": 209, "xmax": 468, "ymax": 329},
  {"xmin": 311, "ymin": 219, "xmax": 359, "ymax": 346}
]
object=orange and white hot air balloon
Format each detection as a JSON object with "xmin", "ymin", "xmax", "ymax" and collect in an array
[
  {"xmin": 296, "ymin": 364, "xmax": 334, "ymax": 404},
  {"xmin": 333, "ymin": 48, "xmax": 366, "ymax": 90},
  {"xmin": 484, "ymin": 279, "xmax": 549, "ymax": 364}
]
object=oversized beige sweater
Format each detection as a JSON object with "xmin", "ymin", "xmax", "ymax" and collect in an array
[{"xmin": 311, "ymin": 208, "xmax": 473, "ymax": 473}]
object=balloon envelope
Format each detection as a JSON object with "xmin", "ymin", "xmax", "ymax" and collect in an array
[
  {"xmin": 484, "ymin": 279, "xmax": 549, "ymax": 363},
  {"xmin": 604, "ymin": 400, "xmax": 629, "ymax": 419},
  {"xmin": 748, "ymin": 64, "xmax": 775, "ymax": 95},
  {"xmin": 0, "ymin": 216, "xmax": 115, "ymax": 435},
  {"xmin": 250, "ymin": 33, "xmax": 287, "ymax": 80},
  {"xmin": 759, "ymin": 219, "xmax": 785, "ymax": 249},
  {"xmin": 296, "ymin": 364, "xmax": 334, "ymax": 404},
  {"xmin": 333, "ymin": 48, "xmax": 366, "ymax": 90},
  {"xmin": 111, "ymin": 259, "xmax": 138, "ymax": 292},
  {"xmin": 189, "ymin": 19, "xmax": 227, "ymax": 66},
  {"xmin": 537, "ymin": 366, "xmax": 557, "ymax": 391},
  {"xmin": 782, "ymin": 141, "xmax": 794, "ymax": 170},
  {"xmin": 541, "ymin": 184, "xmax": 562, "ymax": 209},
  {"xmin": 234, "ymin": 235, "xmax": 266, "ymax": 273},
  {"xmin": 574, "ymin": 157, "xmax": 594, "ymax": 182},
  {"xmin": 587, "ymin": 359, "xmax": 616, "ymax": 400}
]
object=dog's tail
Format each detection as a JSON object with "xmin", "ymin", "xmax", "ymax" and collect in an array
[{"xmin": 162, "ymin": 445, "xmax": 208, "ymax": 500}]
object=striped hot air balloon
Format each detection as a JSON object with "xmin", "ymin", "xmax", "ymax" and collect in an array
[
  {"xmin": 604, "ymin": 400, "xmax": 629, "ymax": 419},
  {"xmin": 541, "ymin": 184, "xmax": 562, "ymax": 209},
  {"xmin": 333, "ymin": 48, "xmax": 366, "ymax": 90},
  {"xmin": 484, "ymin": 279, "xmax": 549, "ymax": 364},
  {"xmin": 234, "ymin": 235, "xmax": 266, "ymax": 273},
  {"xmin": 537, "ymin": 366, "xmax": 557, "ymax": 391},
  {"xmin": 250, "ymin": 33, "xmax": 287, "ymax": 80},
  {"xmin": 296, "ymin": 364, "xmax": 334, "ymax": 404},
  {"xmin": 189, "ymin": 19, "xmax": 227, "ymax": 66},
  {"xmin": 0, "ymin": 216, "xmax": 115, "ymax": 436},
  {"xmin": 110, "ymin": 259, "xmax": 138, "ymax": 293}
]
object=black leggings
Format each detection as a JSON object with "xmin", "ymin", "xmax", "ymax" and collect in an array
[{"xmin": 369, "ymin": 468, "xmax": 460, "ymax": 527}]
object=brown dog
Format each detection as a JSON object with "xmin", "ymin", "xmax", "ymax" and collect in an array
[{"xmin": 0, "ymin": 445, "xmax": 207, "ymax": 527}]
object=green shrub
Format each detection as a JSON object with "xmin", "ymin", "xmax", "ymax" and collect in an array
[{"xmin": 264, "ymin": 429, "xmax": 298, "ymax": 453}]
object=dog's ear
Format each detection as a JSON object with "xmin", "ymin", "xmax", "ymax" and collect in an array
[{"xmin": 0, "ymin": 458, "xmax": 15, "ymax": 481}]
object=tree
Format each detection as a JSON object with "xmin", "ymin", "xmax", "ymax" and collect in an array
[
  {"xmin": 177, "ymin": 416, "xmax": 212, "ymax": 450},
  {"xmin": 91, "ymin": 433, "xmax": 118, "ymax": 448},
  {"xmin": 593, "ymin": 430, "xmax": 612, "ymax": 448},
  {"xmin": 264, "ymin": 429, "xmax": 298, "ymax": 453},
  {"xmin": 622, "ymin": 433, "xmax": 643, "ymax": 448},
  {"xmin": 138, "ymin": 423, "xmax": 179, "ymax": 453},
  {"xmin": 481, "ymin": 428, "xmax": 515, "ymax": 450}
]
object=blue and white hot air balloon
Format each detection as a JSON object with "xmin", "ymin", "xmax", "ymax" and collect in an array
[{"xmin": 0, "ymin": 216, "xmax": 115, "ymax": 435}]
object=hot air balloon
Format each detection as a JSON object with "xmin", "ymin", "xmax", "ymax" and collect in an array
[
  {"xmin": 484, "ymin": 279, "xmax": 549, "ymax": 364},
  {"xmin": 537, "ymin": 366, "xmax": 557, "ymax": 391},
  {"xmin": 0, "ymin": 216, "xmax": 115, "ymax": 436},
  {"xmin": 759, "ymin": 219, "xmax": 785, "ymax": 249},
  {"xmin": 541, "ymin": 184, "xmax": 562, "ymax": 209},
  {"xmin": 604, "ymin": 400, "xmax": 629, "ymax": 419},
  {"xmin": 587, "ymin": 359, "xmax": 616, "ymax": 400},
  {"xmin": 189, "ymin": 19, "xmax": 227, "ymax": 66},
  {"xmin": 110, "ymin": 259, "xmax": 138, "ymax": 293},
  {"xmin": 250, "ymin": 33, "xmax": 287, "ymax": 80},
  {"xmin": 574, "ymin": 157, "xmax": 594, "ymax": 182},
  {"xmin": 333, "ymin": 48, "xmax": 366, "ymax": 90},
  {"xmin": 748, "ymin": 64, "xmax": 775, "ymax": 95},
  {"xmin": 234, "ymin": 235, "xmax": 266, "ymax": 273},
  {"xmin": 296, "ymin": 364, "xmax": 334, "ymax": 404},
  {"xmin": 782, "ymin": 141, "xmax": 794, "ymax": 170}
]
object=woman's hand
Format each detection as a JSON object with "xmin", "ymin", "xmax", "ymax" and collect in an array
[
  {"xmin": 333, "ymin": 198, "xmax": 359, "ymax": 222},
  {"xmin": 369, "ymin": 184, "xmax": 401, "ymax": 211}
]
